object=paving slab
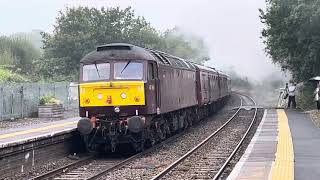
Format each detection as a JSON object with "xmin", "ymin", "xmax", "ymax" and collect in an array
[{"xmin": 0, "ymin": 117, "xmax": 80, "ymax": 148}]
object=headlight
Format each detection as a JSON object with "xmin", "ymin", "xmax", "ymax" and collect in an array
[
  {"xmin": 120, "ymin": 93, "xmax": 127, "ymax": 99},
  {"xmin": 84, "ymin": 98, "xmax": 90, "ymax": 104}
]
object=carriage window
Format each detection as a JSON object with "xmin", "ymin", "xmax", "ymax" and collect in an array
[
  {"xmin": 82, "ymin": 63, "xmax": 110, "ymax": 81},
  {"xmin": 114, "ymin": 62, "xmax": 143, "ymax": 80},
  {"xmin": 148, "ymin": 63, "xmax": 155, "ymax": 80}
]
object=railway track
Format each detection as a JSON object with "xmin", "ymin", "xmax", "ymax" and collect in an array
[
  {"xmin": 151, "ymin": 93, "xmax": 257, "ymax": 180},
  {"xmin": 31, "ymin": 93, "xmax": 251, "ymax": 180},
  {"xmin": 31, "ymin": 131, "xmax": 185, "ymax": 180}
]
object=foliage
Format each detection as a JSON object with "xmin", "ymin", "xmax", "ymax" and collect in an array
[
  {"xmin": 0, "ymin": 36, "xmax": 41, "ymax": 75},
  {"xmin": 260, "ymin": 0, "xmax": 320, "ymax": 82},
  {"xmin": 297, "ymin": 82, "xmax": 316, "ymax": 110},
  {"xmin": 162, "ymin": 28, "xmax": 210, "ymax": 64},
  {"xmin": 39, "ymin": 94, "xmax": 61, "ymax": 105},
  {"xmin": 11, "ymin": 30, "xmax": 43, "ymax": 49},
  {"xmin": 226, "ymin": 68, "xmax": 252, "ymax": 89},
  {"xmin": 39, "ymin": 7, "xmax": 210, "ymax": 81},
  {"xmin": 0, "ymin": 68, "xmax": 29, "ymax": 83}
]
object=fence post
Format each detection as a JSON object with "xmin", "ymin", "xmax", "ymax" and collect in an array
[
  {"xmin": 11, "ymin": 92, "xmax": 14, "ymax": 115},
  {"xmin": 20, "ymin": 85, "xmax": 24, "ymax": 118},
  {"xmin": 53, "ymin": 83, "xmax": 56, "ymax": 97},
  {"xmin": 38, "ymin": 86, "xmax": 41, "ymax": 104},
  {"xmin": 0, "ymin": 87, "xmax": 3, "ymax": 121}
]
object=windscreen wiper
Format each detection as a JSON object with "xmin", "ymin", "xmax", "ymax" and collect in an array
[
  {"xmin": 121, "ymin": 60, "xmax": 131, "ymax": 74},
  {"xmin": 94, "ymin": 61, "xmax": 101, "ymax": 78}
]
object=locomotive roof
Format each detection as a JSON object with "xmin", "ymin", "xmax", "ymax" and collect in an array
[
  {"xmin": 217, "ymin": 71, "xmax": 230, "ymax": 79},
  {"xmin": 193, "ymin": 64, "xmax": 218, "ymax": 73},
  {"xmin": 80, "ymin": 43, "xmax": 228, "ymax": 77},
  {"xmin": 80, "ymin": 43, "xmax": 156, "ymax": 63}
]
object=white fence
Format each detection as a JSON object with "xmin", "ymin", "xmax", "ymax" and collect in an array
[{"xmin": 0, "ymin": 82, "xmax": 79, "ymax": 121}]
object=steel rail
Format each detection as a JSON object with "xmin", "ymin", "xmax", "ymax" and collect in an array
[
  {"xmin": 33, "ymin": 128, "xmax": 187, "ymax": 180},
  {"xmin": 31, "ymin": 155, "xmax": 95, "ymax": 180},
  {"xmin": 212, "ymin": 93, "xmax": 257, "ymax": 180},
  {"xmin": 86, "ymin": 130, "xmax": 189, "ymax": 180},
  {"xmin": 151, "ymin": 94, "xmax": 244, "ymax": 180},
  {"xmin": 87, "ymin": 96, "xmax": 244, "ymax": 180}
]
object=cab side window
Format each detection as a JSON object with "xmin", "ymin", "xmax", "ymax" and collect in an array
[{"xmin": 148, "ymin": 63, "xmax": 155, "ymax": 80}]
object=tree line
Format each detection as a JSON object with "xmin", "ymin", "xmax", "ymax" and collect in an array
[
  {"xmin": 260, "ymin": 0, "xmax": 320, "ymax": 109},
  {"xmin": 260, "ymin": 0, "xmax": 320, "ymax": 82},
  {"xmin": 0, "ymin": 6, "xmax": 210, "ymax": 82},
  {"xmin": 0, "ymin": 33, "xmax": 41, "ymax": 83}
]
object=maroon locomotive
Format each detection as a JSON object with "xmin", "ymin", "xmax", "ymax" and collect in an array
[{"xmin": 77, "ymin": 43, "xmax": 231, "ymax": 152}]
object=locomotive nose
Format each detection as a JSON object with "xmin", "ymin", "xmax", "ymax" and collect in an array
[
  {"xmin": 77, "ymin": 118, "xmax": 93, "ymax": 135},
  {"xmin": 127, "ymin": 116, "xmax": 145, "ymax": 133}
]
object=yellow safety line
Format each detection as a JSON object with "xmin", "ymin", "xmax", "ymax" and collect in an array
[
  {"xmin": 0, "ymin": 121, "xmax": 78, "ymax": 140},
  {"xmin": 271, "ymin": 109, "xmax": 294, "ymax": 180}
]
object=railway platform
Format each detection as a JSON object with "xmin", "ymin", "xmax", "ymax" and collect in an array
[
  {"xmin": 228, "ymin": 108, "xmax": 320, "ymax": 180},
  {"xmin": 0, "ymin": 117, "xmax": 80, "ymax": 148},
  {"xmin": 0, "ymin": 117, "xmax": 81, "ymax": 177}
]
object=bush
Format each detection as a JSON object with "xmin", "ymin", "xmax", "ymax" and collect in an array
[
  {"xmin": 0, "ymin": 68, "xmax": 29, "ymax": 83},
  {"xmin": 39, "ymin": 94, "xmax": 62, "ymax": 105},
  {"xmin": 297, "ymin": 82, "xmax": 317, "ymax": 110},
  {"xmin": 0, "ymin": 36, "xmax": 41, "ymax": 75}
]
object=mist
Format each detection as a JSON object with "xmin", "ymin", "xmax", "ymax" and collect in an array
[{"xmin": 0, "ymin": 0, "xmax": 285, "ymax": 82}]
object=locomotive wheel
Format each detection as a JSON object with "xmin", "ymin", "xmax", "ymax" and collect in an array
[
  {"xmin": 157, "ymin": 125, "xmax": 166, "ymax": 140},
  {"xmin": 132, "ymin": 141, "xmax": 145, "ymax": 152}
]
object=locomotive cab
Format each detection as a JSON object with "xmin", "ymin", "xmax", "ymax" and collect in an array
[
  {"xmin": 79, "ymin": 60, "xmax": 158, "ymax": 117},
  {"xmin": 77, "ymin": 44, "xmax": 159, "ymax": 152},
  {"xmin": 79, "ymin": 60, "xmax": 147, "ymax": 109}
]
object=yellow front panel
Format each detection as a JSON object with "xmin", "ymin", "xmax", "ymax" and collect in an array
[{"xmin": 80, "ymin": 81, "xmax": 145, "ymax": 107}]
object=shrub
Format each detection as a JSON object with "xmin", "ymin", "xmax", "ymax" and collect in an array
[
  {"xmin": 39, "ymin": 94, "xmax": 62, "ymax": 105},
  {"xmin": 297, "ymin": 82, "xmax": 317, "ymax": 110},
  {"xmin": 0, "ymin": 68, "xmax": 29, "ymax": 83}
]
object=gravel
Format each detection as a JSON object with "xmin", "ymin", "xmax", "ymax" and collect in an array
[
  {"xmin": 309, "ymin": 110, "xmax": 320, "ymax": 128},
  {"xmin": 53, "ymin": 158, "xmax": 124, "ymax": 180},
  {"xmin": 162, "ymin": 109, "xmax": 264, "ymax": 180},
  {"xmin": 99, "ymin": 94, "xmax": 242, "ymax": 180},
  {"xmin": 4, "ymin": 155, "xmax": 82, "ymax": 180},
  {"xmin": 220, "ymin": 109, "xmax": 264, "ymax": 179}
]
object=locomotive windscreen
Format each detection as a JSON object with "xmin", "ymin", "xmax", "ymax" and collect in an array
[
  {"xmin": 114, "ymin": 62, "xmax": 143, "ymax": 80},
  {"xmin": 82, "ymin": 63, "xmax": 110, "ymax": 81}
]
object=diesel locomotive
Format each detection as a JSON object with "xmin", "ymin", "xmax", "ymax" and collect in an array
[{"xmin": 77, "ymin": 43, "xmax": 231, "ymax": 152}]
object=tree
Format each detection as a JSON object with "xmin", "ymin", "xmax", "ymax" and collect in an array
[
  {"xmin": 39, "ymin": 7, "xmax": 210, "ymax": 81},
  {"xmin": 39, "ymin": 7, "xmax": 163, "ymax": 80},
  {"xmin": 11, "ymin": 30, "xmax": 43, "ymax": 49},
  {"xmin": 163, "ymin": 27, "xmax": 210, "ymax": 64},
  {"xmin": 0, "ymin": 36, "xmax": 40, "ymax": 76},
  {"xmin": 260, "ymin": 0, "xmax": 320, "ymax": 82}
]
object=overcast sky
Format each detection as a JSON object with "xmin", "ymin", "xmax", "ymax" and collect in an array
[{"xmin": 0, "ymin": 0, "xmax": 284, "ymax": 81}]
